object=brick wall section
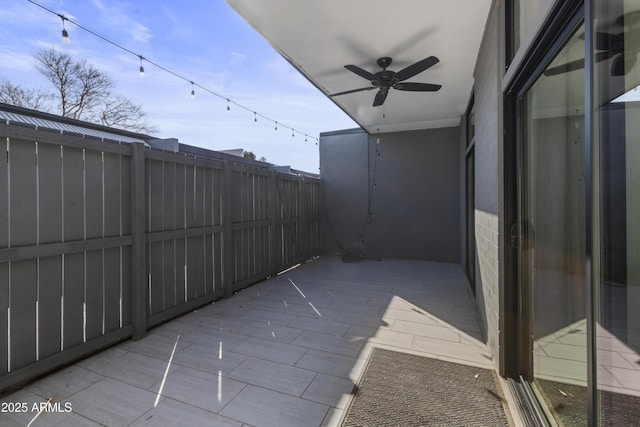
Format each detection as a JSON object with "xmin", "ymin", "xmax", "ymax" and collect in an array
[{"xmin": 472, "ymin": 2, "xmax": 502, "ymax": 364}]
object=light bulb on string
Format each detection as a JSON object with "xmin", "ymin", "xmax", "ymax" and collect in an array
[
  {"xmin": 305, "ymin": 134, "xmax": 308, "ymax": 142},
  {"xmin": 28, "ymin": 0, "xmax": 321, "ymax": 154},
  {"xmin": 59, "ymin": 15, "xmax": 70, "ymax": 44}
]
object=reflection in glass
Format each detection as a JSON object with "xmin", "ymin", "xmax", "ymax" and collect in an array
[
  {"xmin": 521, "ymin": 24, "xmax": 587, "ymax": 426},
  {"xmin": 510, "ymin": 0, "xmax": 555, "ymax": 58},
  {"xmin": 595, "ymin": 2, "xmax": 640, "ymax": 426}
]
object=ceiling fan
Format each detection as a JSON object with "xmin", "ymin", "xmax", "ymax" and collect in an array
[
  {"xmin": 544, "ymin": 12, "xmax": 640, "ymax": 77},
  {"xmin": 329, "ymin": 56, "xmax": 441, "ymax": 107}
]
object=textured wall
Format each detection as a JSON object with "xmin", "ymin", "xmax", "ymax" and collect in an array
[
  {"xmin": 320, "ymin": 127, "xmax": 461, "ymax": 262},
  {"xmin": 472, "ymin": 1, "xmax": 502, "ymax": 364}
]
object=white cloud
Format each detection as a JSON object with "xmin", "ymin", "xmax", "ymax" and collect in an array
[
  {"xmin": 89, "ymin": 1, "xmax": 152, "ymax": 44},
  {"xmin": 266, "ymin": 56, "xmax": 314, "ymax": 89},
  {"xmin": 230, "ymin": 51, "xmax": 246, "ymax": 66}
]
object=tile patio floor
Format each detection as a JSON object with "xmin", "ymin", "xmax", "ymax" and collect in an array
[{"xmin": 1, "ymin": 256, "xmax": 497, "ymax": 427}]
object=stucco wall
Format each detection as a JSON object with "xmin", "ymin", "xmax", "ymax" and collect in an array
[{"xmin": 319, "ymin": 127, "xmax": 461, "ymax": 263}]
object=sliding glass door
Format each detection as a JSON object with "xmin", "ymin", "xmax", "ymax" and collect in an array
[
  {"xmin": 593, "ymin": 1, "xmax": 640, "ymax": 425},
  {"xmin": 518, "ymin": 22, "xmax": 588, "ymax": 426}
]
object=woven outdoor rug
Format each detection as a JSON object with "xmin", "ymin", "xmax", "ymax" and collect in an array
[
  {"xmin": 537, "ymin": 379, "xmax": 640, "ymax": 427},
  {"xmin": 342, "ymin": 348, "xmax": 510, "ymax": 426}
]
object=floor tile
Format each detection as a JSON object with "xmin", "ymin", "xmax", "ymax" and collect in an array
[
  {"xmin": 392, "ymin": 319, "xmax": 460, "ymax": 342},
  {"xmin": 302, "ymin": 373, "xmax": 355, "ymax": 409},
  {"xmin": 288, "ymin": 316, "xmax": 351, "ymax": 335},
  {"xmin": 292, "ymin": 331, "xmax": 364, "ymax": 357},
  {"xmin": 295, "ymin": 349, "xmax": 367, "ymax": 381},
  {"xmin": 345, "ymin": 325, "xmax": 414, "ymax": 349},
  {"xmin": 131, "ymin": 397, "xmax": 243, "ymax": 426},
  {"xmin": 228, "ymin": 357, "xmax": 316, "ymax": 396},
  {"xmin": 150, "ymin": 366, "xmax": 246, "ymax": 412},
  {"xmin": 69, "ymin": 378, "xmax": 158, "ymax": 427},
  {"xmin": 232, "ymin": 337, "xmax": 308, "ymax": 365},
  {"xmin": 27, "ymin": 366, "xmax": 104, "ymax": 400},
  {"xmin": 173, "ymin": 343, "xmax": 247, "ymax": 375},
  {"xmin": 237, "ymin": 321, "xmax": 303, "ymax": 343},
  {"xmin": 220, "ymin": 385, "xmax": 329, "ymax": 427},
  {"xmin": 86, "ymin": 351, "xmax": 179, "ymax": 389}
]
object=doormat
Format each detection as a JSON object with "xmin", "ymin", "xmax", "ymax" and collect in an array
[{"xmin": 342, "ymin": 348, "xmax": 510, "ymax": 426}]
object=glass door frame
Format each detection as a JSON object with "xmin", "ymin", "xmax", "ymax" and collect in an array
[{"xmin": 502, "ymin": 0, "xmax": 597, "ymax": 424}]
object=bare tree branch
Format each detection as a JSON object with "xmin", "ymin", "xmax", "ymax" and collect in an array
[
  {"xmin": 98, "ymin": 95, "xmax": 157, "ymax": 133},
  {"xmin": 33, "ymin": 47, "xmax": 155, "ymax": 133},
  {"xmin": 0, "ymin": 77, "xmax": 52, "ymax": 111}
]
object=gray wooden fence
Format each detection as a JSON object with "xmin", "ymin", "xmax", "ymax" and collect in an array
[{"xmin": 0, "ymin": 122, "xmax": 320, "ymax": 392}]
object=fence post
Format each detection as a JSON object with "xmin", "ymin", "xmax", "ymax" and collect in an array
[
  {"xmin": 222, "ymin": 160, "xmax": 234, "ymax": 297},
  {"xmin": 130, "ymin": 142, "xmax": 147, "ymax": 340}
]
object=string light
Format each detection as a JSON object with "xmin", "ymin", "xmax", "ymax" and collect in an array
[
  {"xmin": 26, "ymin": 0, "xmax": 320, "ymax": 144},
  {"xmin": 292, "ymin": 129, "xmax": 295, "ymax": 137},
  {"xmin": 59, "ymin": 14, "xmax": 70, "ymax": 44}
]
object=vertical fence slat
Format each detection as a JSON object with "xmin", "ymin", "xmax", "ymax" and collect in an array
[
  {"xmin": 149, "ymin": 242, "xmax": 163, "ymax": 314},
  {"xmin": 175, "ymin": 238, "xmax": 186, "ymax": 303},
  {"xmin": 163, "ymin": 240, "xmax": 176, "ymax": 309},
  {"xmin": 63, "ymin": 147, "xmax": 84, "ymax": 242},
  {"xmin": 0, "ymin": 262, "xmax": 8, "ymax": 374},
  {"xmin": 10, "ymin": 140, "xmax": 37, "ymax": 246},
  {"xmin": 38, "ymin": 144, "xmax": 63, "ymax": 244},
  {"xmin": 0, "ymin": 139, "xmax": 7, "ymax": 249},
  {"xmin": 223, "ymin": 161, "xmax": 233, "ymax": 297},
  {"xmin": 38, "ymin": 255, "xmax": 62, "ymax": 360},
  {"xmin": 63, "ymin": 252, "xmax": 84, "ymax": 349},
  {"xmin": 10, "ymin": 260, "xmax": 37, "ymax": 370},
  {"xmin": 85, "ymin": 151, "xmax": 103, "ymax": 240},
  {"xmin": 163, "ymin": 162, "xmax": 175, "ymax": 230},
  {"xmin": 121, "ymin": 246, "xmax": 132, "ymax": 327},
  {"xmin": 103, "ymin": 153, "xmax": 121, "ymax": 238},
  {"xmin": 103, "ymin": 247, "xmax": 120, "ymax": 333},
  {"xmin": 130, "ymin": 143, "xmax": 146, "ymax": 340},
  {"xmin": 149, "ymin": 160, "xmax": 163, "ymax": 233},
  {"xmin": 85, "ymin": 249, "xmax": 103, "ymax": 340}
]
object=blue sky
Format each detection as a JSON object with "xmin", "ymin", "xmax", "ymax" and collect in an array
[{"xmin": 0, "ymin": 0, "xmax": 358, "ymax": 173}]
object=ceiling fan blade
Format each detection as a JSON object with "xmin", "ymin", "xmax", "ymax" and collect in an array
[
  {"xmin": 373, "ymin": 89, "xmax": 388, "ymax": 107},
  {"xmin": 329, "ymin": 87, "xmax": 376, "ymax": 97},
  {"xmin": 395, "ymin": 56, "xmax": 439, "ymax": 81},
  {"xmin": 394, "ymin": 82, "xmax": 441, "ymax": 91},
  {"xmin": 344, "ymin": 64, "xmax": 376, "ymax": 80},
  {"xmin": 543, "ymin": 51, "xmax": 615, "ymax": 76},
  {"xmin": 543, "ymin": 58, "xmax": 586, "ymax": 76}
]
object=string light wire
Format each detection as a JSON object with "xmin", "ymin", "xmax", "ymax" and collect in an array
[{"xmin": 26, "ymin": 0, "xmax": 319, "ymax": 143}]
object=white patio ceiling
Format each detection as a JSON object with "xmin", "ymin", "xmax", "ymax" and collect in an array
[{"xmin": 226, "ymin": 0, "xmax": 493, "ymax": 134}]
